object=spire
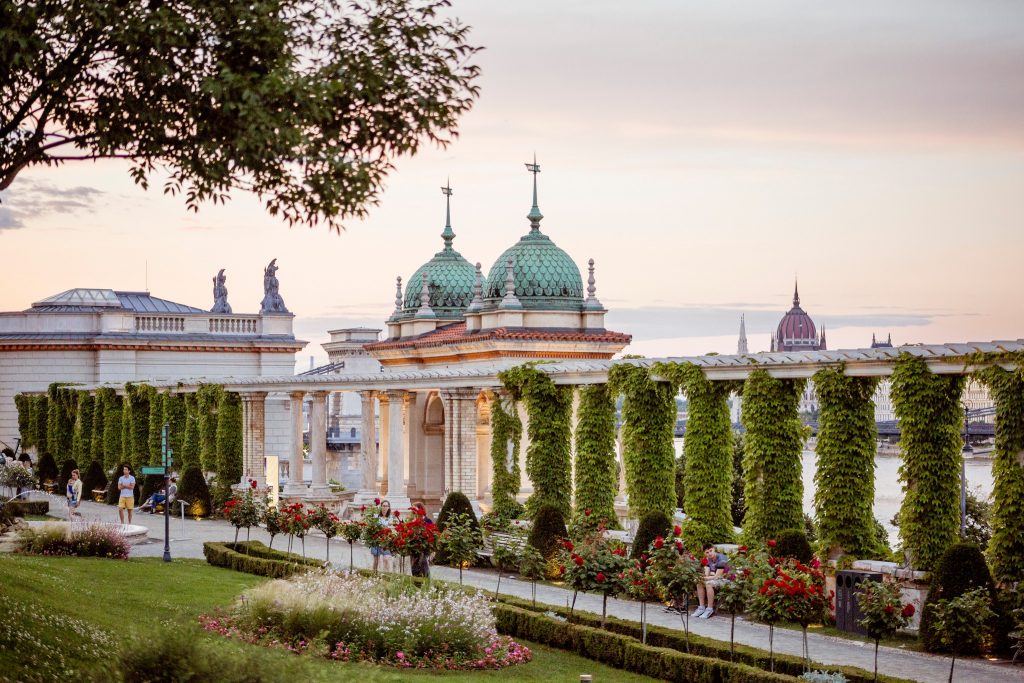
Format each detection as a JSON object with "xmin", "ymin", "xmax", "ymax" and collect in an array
[
  {"xmin": 440, "ymin": 180, "xmax": 455, "ymax": 250},
  {"xmin": 467, "ymin": 262, "xmax": 483, "ymax": 313},
  {"xmin": 738, "ymin": 314, "xmax": 749, "ymax": 355},
  {"xmin": 770, "ymin": 331, "xmax": 776, "ymax": 353},
  {"xmin": 392, "ymin": 276, "xmax": 403, "ymax": 316},
  {"xmin": 525, "ymin": 154, "xmax": 543, "ymax": 232},
  {"xmin": 415, "ymin": 271, "xmax": 435, "ymax": 319},
  {"xmin": 819, "ymin": 325, "xmax": 827, "ymax": 350},
  {"xmin": 584, "ymin": 258, "xmax": 602, "ymax": 310},
  {"xmin": 793, "ymin": 277, "xmax": 801, "ymax": 308},
  {"xmin": 872, "ymin": 332, "xmax": 877, "ymax": 345},
  {"xmin": 499, "ymin": 257, "xmax": 523, "ymax": 310},
  {"xmin": 887, "ymin": 332, "xmax": 892, "ymax": 345}
]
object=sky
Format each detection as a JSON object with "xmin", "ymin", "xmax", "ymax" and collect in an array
[{"xmin": 2, "ymin": 0, "xmax": 1022, "ymax": 369}]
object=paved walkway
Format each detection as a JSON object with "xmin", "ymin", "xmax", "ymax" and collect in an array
[{"xmin": 26, "ymin": 493, "xmax": 1022, "ymax": 683}]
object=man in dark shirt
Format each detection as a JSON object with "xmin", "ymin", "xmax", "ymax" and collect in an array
[{"xmin": 695, "ymin": 543, "xmax": 730, "ymax": 618}]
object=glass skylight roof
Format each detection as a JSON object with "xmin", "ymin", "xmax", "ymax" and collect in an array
[{"xmin": 32, "ymin": 288, "xmax": 122, "ymax": 308}]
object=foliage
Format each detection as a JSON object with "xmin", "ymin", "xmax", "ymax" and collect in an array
[
  {"xmin": 490, "ymin": 393, "xmax": 524, "ymax": 519},
  {"xmin": 518, "ymin": 543, "xmax": 547, "ymax": 582},
  {"xmin": 71, "ymin": 392, "xmax": 94, "ymax": 465},
  {"xmin": 527, "ymin": 504, "xmax": 568, "ymax": 559},
  {"xmin": 741, "ymin": 370, "xmax": 807, "ymax": 543},
  {"xmin": 122, "ymin": 383, "xmax": 151, "ymax": 472},
  {"xmin": 196, "ymin": 384, "xmax": 223, "ymax": 472},
  {"xmin": 82, "ymin": 459, "xmax": 107, "ymax": 495},
  {"xmin": 499, "ymin": 364, "xmax": 574, "ymax": 518},
  {"xmin": 976, "ymin": 366, "xmax": 1024, "ymax": 585},
  {"xmin": 176, "ymin": 465, "xmax": 213, "ymax": 517},
  {"xmin": 435, "ymin": 490, "xmax": 479, "ymax": 564},
  {"xmin": 439, "ymin": 512, "xmax": 482, "ymax": 582},
  {"xmin": 646, "ymin": 534, "xmax": 702, "ymax": 606},
  {"xmin": 856, "ymin": 580, "xmax": 914, "ymax": 641},
  {"xmin": 608, "ymin": 363, "xmax": 677, "ymax": 520},
  {"xmin": 0, "ymin": 0, "xmax": 481, "ymax": 231},
  {"xmin": 749, "ymin": 557, "xmax": 831, "ymax": 627},
  {"xmin": 16, "ymin": 522, "xmax": 130, "ymax": 559},
  {"xmin": 13, "ymin": 394, "xmax": 31, "ymax": 448},
  {"xmin": 30, "ymin": 394, "xmax": 48, "ymax": 455},
  {"xmin": 147, "ymin": 390, "xmax": 164, "ymax": 466},
  {"xmin": 812, "ymin": 368, "xmax": 881, "ymax": 558},
  {"xmin": 0, "ymin": 461, "xmax": 36, "ymax": 490},
  {"xmin": 202, "ymin": 541, "xmax": 319, "ymax": 578},
  {"xmin": 214, "ymin": 391, "xmax": 243, "ymax": 503},
  {"xmin": 800, "ymin": 673, "xmax": 848, "ymax": 683},
  {"xmin": 929, "ymin": 588, "xmax": 995, "ymax": 679},
  {"xmin": 223, "ymin": 485, "xmax": 265, "ymax": 543},
  {"xmin": 179, "ymin": 393, "xmax": 200, "ymax": 470},
  {"xmin": 774, "ymin": 529, "xmax": 813, "ymax": 564},
  {"xmin": 630, "ymin": 510, "xmax": 672, "ymax": 560},
  {"xmin": 890, "ymin": 354, "xmax": 964, "ymax": 571},
  {"xmin": 100, "ymin": 391, "xmax": 123, "ymax": 472},
  {"xmin": 89, "ymin": 388, "xmax": 105, "ymax": 464},
  {"xmin": 559, "ymin": 534, "xmax": 630, "ymax": 599},
  {"xmin": 573, "ymin": 383, "xmax": 619, "ymax": 529},
  {"xmin": 2, "ymin": 500, "xmax": 49, "ymax": 517},
  {"xmin": 56, "ymin": 456, "xmax": 78, "ymax": 492},
  {"xmin": 36, "ymin": 450, "xmax": 58, "ymax": 483},
  {"xmin": 921, "ymin": 542, "xmax": 996, "ymax": 653},
  {"xmin": 139, "ymin": 473, "xmax": 165, "ymax": 503},
  {"xmin": 46, "ymin": 384, "xmax": 75, "ymax": 468},
  {"xmin": 675, "ymin": 451, "xmax": 686, "ymax": 509},
  {"xmin": 732, "ymin": 432, "xmax": 747, "ymax": 527},
  {"xmin": 656, "ymin": 362, "xmax": 740, "ymax": 542}
]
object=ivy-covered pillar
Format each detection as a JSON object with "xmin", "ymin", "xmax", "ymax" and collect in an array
[
  {"xmin": 608, "ymin": 363, "xmax": 677, "ymax": 521},
  {"xmin": 71, "ymin": 392, "xmax": 95, "ymax": 465},
  {"xmin": 196, "ymin": 384, "xmax": 223, "ymax": 473},
  {"xmin": 30, "ymin": 394, "xmax": 48, "ymax": 457},
  {"xmin": 655, "ymin": 362, "xmax": 738, "ymax": 542},
  {"xmin": 890, "ymin": 354, "xmax": 964, "ymax": 571},
  {"xmin": 14, "ymin": 394, "xmax": 32, "ymax": 449},
  {"xmin": 500, "ymin": 365, "xmax": 573, "ymax": 519},
  {"xmin": 47, "ymin": 383, "xmax": 75, "ymax": 468},
  {"xmin": 740, "ymin": 369, "xmax": 806, "ymax": 542},
  {"xmin": 573, "ymin": 383, "xmax": 619, "ymax": 527},
  {"xmin": 489, "ymin": 389, "xmax": 523, "ymax": 519},
  {"xmin": 148, "ymin": 391, "xmax": 165, "ymax": 466},
  {"xmin": 99, "ymin": 389, "xmax": 122, "ymax": 472},
  {"xmin": 214, "ymin": 391, "xmax": 243, "ymax": 502},
  {"xmin": 89, "ymin": 391, "xmax": 105, "ymax": 465},
  {"xmin": 180, "ymin": 394, "xmax": 200, "ymax": 470},
  {"xmin": 813, "ymin": 366, "xmax": 881, "ymax": 558},
  {"xmin": 978, "ymin": 366, "xmax": 1024, "ymax": 585}
]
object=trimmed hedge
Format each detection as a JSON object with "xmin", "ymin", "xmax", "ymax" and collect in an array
[
  {"xmin": 3, "ymin": 500, "xmax": 50, "ymax": 517},
  {"xmin": 497, "ymin": 595, "xmax": 916, "ymax": 683},
  {"xmin": 202, "ymin": 540, "xmax": 324, "ymax": 578}
]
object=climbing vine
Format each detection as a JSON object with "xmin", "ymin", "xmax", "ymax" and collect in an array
[
  {"xmin": 196, "ymin": 384, "xmax": 223, "ymax": 472},
  {"xmin": 740, "ymin": 369, "xmax": 806, "ymax": 543},
  {"xmin": 812, "ymin": 366, "xmax": 881, "ymax": 558},
  {"xmin": 14, "ymin": 394, "xmax": 31, "ymax": 448},
  {"xmin": 148, "ymin": 390, "xmax": 164, "ymax": 466},
  {"xmin": 489, "ymin": 392, "xmax": 523, "ymax": 519},
  {"xmin": 573, "ymin": 383, "xmax": 619, "ymax": 528},
  {"xmin": 976, "ymin": 366, "xmax": 1024, "ymax": 585},
  {"xmin": 181, "ymin": 393, "xmax": 200, "ymax": 470},
  {"xmin": 99, "ymin": 389, "xmax": 122, "ymax": 472},
  {"xmin": 123, "ymin": 383, "xmax": 152, "ymax": 471},
  {"xmin": 655, "ymin": 362, "xmax": 738, "ymax": 542},
  {"xmin": 890, "ymin": 354, "xmax": 964, "ymax": 572},
  {"xmin": 46, "ymin": 383, "xmax": 75, "ymax": 468},
  {"xmin": 163, "ymin": 392, "xmax": 188, "ymax": 468},
  {"xmin": 90, "ymin": 389, "xmax": 105, "ymax": 464},
  {"xmin": 71, "ymin": 392, "xmax": 95, "ymax": 465},
  {"xmin": 214, "ymin": 390, "xmax": 243, "ymax": 502},
  {"xmin": 30, "ymin": 394, "xmax": 48, "ymax": 456},
  {"xmin": 499, "ymin": 364, "xmax": 573, "ymax": 519},
  {"xmin": 607, "ymin": 362, "xmax": 676, "ymax": 521}
]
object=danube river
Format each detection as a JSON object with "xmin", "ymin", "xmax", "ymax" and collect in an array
[{"xmin": 672, "ymin": 440, "xmax": 995, "ymax": 548}]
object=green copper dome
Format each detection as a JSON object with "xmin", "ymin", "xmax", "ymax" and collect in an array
[
  {"xmin": 401, "ymin": 222, "xmax": 476, "ymax": 319},
  {"xmin": 484, "ymin": 229, "xmax": 584, "ymax": 310}
]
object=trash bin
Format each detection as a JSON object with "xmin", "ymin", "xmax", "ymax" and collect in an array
[{"xmin": 835, "ymin": 570, "xmax": 882, "ymax": 635}]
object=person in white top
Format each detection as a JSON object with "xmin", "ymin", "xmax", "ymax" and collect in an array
[{"xmin": 66, "ymin": 468, "xmax": 83, "ymax": 519}]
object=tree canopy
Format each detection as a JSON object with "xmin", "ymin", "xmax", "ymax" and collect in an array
[{"xmin": 0, "ymin": 0, "xmax": 480, "ymax": 230}]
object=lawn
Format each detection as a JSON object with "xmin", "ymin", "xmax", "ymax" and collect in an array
[{"xmin": 0, "ymin": 554, "xmax": 655, "ymax": 682}]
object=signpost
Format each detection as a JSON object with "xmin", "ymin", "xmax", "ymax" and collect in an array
[{"xmin": 161, "ymin": 424, "xmax": 172, "ymax": 563}]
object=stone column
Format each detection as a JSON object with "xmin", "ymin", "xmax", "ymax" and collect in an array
[
  {"xmin": 354, "ymin": 391, "xmax": 378, "ymax": 503},
  {"xmin": 307, "ymin": 391, "xmax": 330, "ymax": 497},
  {"xmin": 441, "ymin": 388, "xmax": 480, "ymax": 498},
  {"xmin": 378, "ymin": 393, "xmax": 390, "ymax": 494},
  {"xmin": 384, "ymin": 390, "xmax": 411, "ymax": 509},
  {"xmin": 241, "ymin": 391, "xmax": 268, "ymax": 488},
  {"xmin": 283, "ymin": 391, "xmax": 306, "ymax": 495}
]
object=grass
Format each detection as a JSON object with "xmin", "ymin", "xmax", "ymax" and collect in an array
[
  {"xmin": 0, "ymin": 554, "xmax": 655, "ymax": 682},
  {"xmin": 775, "ymin": 619, "xmax": 925, "ymax": 652}
]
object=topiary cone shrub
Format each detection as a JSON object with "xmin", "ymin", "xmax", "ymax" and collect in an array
[
  {"xmin": 631, "ymin": 510, "xmax": 671, "ymax": 560},
  {"xmin": 82, "ymin": 460, "xmax": 107, "ymax": 497},
  {"xmin": 176, "ymin": 466, "xmax": 213, "ymax": 518},
  {"xmin": 36, "ymin": 451, "xmax": 58, "ymax": 485},
  {"xmin": 774, "ymin": 528, "xmax": 813, "ymax": 563},
  {"xmin": 56, "ymin": 458, "xmax": 78, "ymax": 492},
  {"xmin": 921, "ymin": 542, "xmax": 998, "ymax": 653},
  {"xmin": 527, "ymin": 504, "xmax": 567, "ymax": 560},
  {"xmin": 434, "ymin": 491, "xmax": 480, "ymax": 565}
]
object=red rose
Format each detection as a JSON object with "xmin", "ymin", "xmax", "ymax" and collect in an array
[
  {"xmin": 675, "ymin": 540, "xmax": 684, "ymax": 553},
  {"xmin": 585, "ymin": 509, "xmax": 592, "ymax": 517},
  {"xmin": 738, "ymin": 545, "xmax": 748, "ymax": 553},
  {"xmin": 884, "ymin": 605, "xmax": 894, "ymax": 615},
  {"xmin": 701, "ymin": 557, "xmax": 708, "ymax": 566},
  {"xmin": 673, "ymin": 525, "xmax": 682, "ymax": 536},
  {"xmin": 595, "ymin": 572, "xmax": 606, "ymax": 583},
  {"xmin": 767, "ymin": 539, "xmax": 777, "ymax": 548},
  {"xmin": 653, "ymin": 536, "xmax": 664, "ymax": 549},
  {"xmin": 564, "ymin": 540, "xmax": 574, "ymax": 551},
  {"xmin": 573, "ymin": 554, "xmax": 584, "ymax": 566},
  {"xmin": 902, "ymin": 603, "xmax": 915, "ymax": 618},
  {"xmin": 612, "ymin": 547, "xmax": 625, "ymax": 557},
  {"xmin": 811, "ymin": 557, "xmax": 821, "ymax": 569},
  {"xmin": 250, "ymin": 480, "xmax": 257, "ymax": 489},
  {"xmin": 559, "ymin": 565, "xmax": 566, "ymax": 575},
  {"xmin": 360, "ymin": 505, "xmax": 366, "ymax": 512},
  {"xmin": 394, "ymin": 510, "xmax": 401, "ymax": 518},
  {"xmin": 374, "ymin": 498, "xmax": 380, "ymax": 505}
]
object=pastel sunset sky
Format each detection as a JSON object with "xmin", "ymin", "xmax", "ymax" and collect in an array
[{"xmin": 2, "ymin": 0, "xmax": 1022, "ymax": 369}]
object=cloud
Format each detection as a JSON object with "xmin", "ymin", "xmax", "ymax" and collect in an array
[
  {"xmin": 0, "ymin": 179, "xmax": 103, "ymax": 231},
  {"xmin": 606, "ymin": 306, "xmax": 935, "ymax": 342}
]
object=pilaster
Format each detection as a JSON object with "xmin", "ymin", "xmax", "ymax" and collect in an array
[
  {"xmin": 240, "ymin": 391, "xmax": 268, "ymax": 488},
  {"xmin": 283, "ymin": 391, "xmax": 306, "ymax": 495},
  {"xmin": 307, "ymin": 391, "xmax": 330, "ymax": 497}
]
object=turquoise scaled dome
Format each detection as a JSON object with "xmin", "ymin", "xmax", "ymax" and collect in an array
[
  {"xmin": 401, "ymin": 226, "xmax": 476, "ymax": 319},
  {"xmin": 484, "ymin": 228, "xmax": 584, "ymax": 310}
]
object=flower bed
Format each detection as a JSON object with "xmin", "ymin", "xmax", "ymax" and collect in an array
[
  {"xmin": 199, "ymin": 571, "xmax": 531, "ymax": 670},
  {"xmin": 16, "ymin": 522, "xmax": 129, "ymax": 559}
]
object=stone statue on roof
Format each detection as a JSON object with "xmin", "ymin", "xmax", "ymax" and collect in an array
[
  {"xmin": 211, "ymin": 269, "xmax": 232, "ymax": 314},
  {"xmin": 260, "ymin": 258, "xmax": 289, "ymax": 314}
]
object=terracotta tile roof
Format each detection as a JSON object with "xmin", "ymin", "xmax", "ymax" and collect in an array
[{"xmin": 364, "ymin": 322, "xmax": 631, "ymax": 351}]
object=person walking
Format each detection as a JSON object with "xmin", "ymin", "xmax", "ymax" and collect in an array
[
  {"xmin": 66, "ymin": 468, "xmax": 83, "ymax": 520},
  {"xmin": 117, "ymin": 465, "xmax": 136, "ymax": 525}
]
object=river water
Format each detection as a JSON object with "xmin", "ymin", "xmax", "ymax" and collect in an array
[{"xmin": 672, "ymin": 439, "xmax": 995, "ymax": 547}]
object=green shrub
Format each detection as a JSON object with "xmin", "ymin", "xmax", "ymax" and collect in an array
[
  {"xmin": 775, "ymin": 528, "xmax": 813, "ymax": 563},
  {"xmin": 82, "ymin": 460, "xmax": 107, "ymax": 497},
  {"xmin": 4, "ymin": 500, "xmax": 49, "ymax": 516},
  {"xmin": 56, "ymin": 458, "xmax": 78, "ymax": 491},
  {"xmin": 202, "ymin": 541, "xmax": 321, "ymax": 578},
  {"xmin": 921, "ymin": 542, "xmax": 997, "ymax": 653},
  {"xmin": 631, "ymin": 510, "xmax": 671, "ymax": 560},
  {"xmin": 36, "ymin": 451, "xmax": 58, "ymax": 483},
  {"xmin": 527, "ymin": 504, "xmax": 567, "ymax": 559},
  {"xmin": 434, "ymin": 490, "xmax": 479, "ymax": 564},
  {"xmin": 176, "ymin": 465, "xmax": 213, "ymax": 517},
  {"xmin": 680, "ymin": 518, "xmax": 720, "ymax": 555}
]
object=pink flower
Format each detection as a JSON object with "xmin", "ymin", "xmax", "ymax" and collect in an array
[{"xmin": 811, "ymin": 557, "xmax": 821, "ymax": 569}]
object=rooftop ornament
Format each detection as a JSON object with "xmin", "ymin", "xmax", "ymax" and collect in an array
[
  {"xmin": 211, "ymin": 269, "xmax": 232, "ymax": 314},
  {"xmin": 259, "ymin": 259, "xmax": 289, "ymax": 314}
]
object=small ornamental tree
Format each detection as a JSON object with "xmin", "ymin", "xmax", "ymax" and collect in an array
[
  {"xmin": 434, "ymin": 490, "xmax": 479, "ymax": 565},
  {"xmin": 749, "ymin": 557, "xmax": 831, "ymax": 673},
  {"xmin": 439, "ymin": 512, "xmax": 482, "ymax": 585},
  {"xmin": 0, "ymin": 461, "xmax": 36, "ymax": 494},
  {"xmin": 307, "ymin": 504, "xmax": 340, "ymax": 563},
  {"xmin": 263, "ymin": 506, "xmax": 286, "ymax": 550},
  {"xmin": 223, "ymin": 482, "xmax": 264, "ymax": 546},
  {"xmin": 623, "ymin": 557, "xmax": 662, "ymax": 644},
  {"xmin": 176, "ymin": 466, "xmax": 212, "ymax": 518},
  {"xmin": 338, "ymin": 520, "xmax": 364, "ymax": 572},
  {"xmin": 284, "ymin": 503, "xmax": 311, "ymax": 559},
  {"xmin": 360, "ymin": 501, "xmax": 390, "ymax": 567},
  {"xmin": 857, "ymin": 579, "xmax": 915, "ymax": 682},
  {"xmin": 559, "ymin": 533, "xmax": 629, "ymax": 625},
  {"xmin": 647, "ymin": 533, "xmax": 702, "ymax": 651},
  {"xmin": 519, "ymin": 543, "xmax": 546, "ymax": 608},
  {"xmin": 36, "ymin": 451, "xmax": 58, "ymax": 486},
  {"xmin": 716, "ymin": 563, "xmax": 755, "ymax": 661},
  {"xmin": 930, "ymin": 588, "xmax": 996, "ymax": 683},
  {"xmin": 393, "ymin": 510, "xmax": 437, "ymax": 578},
  {"xmin": 492, "ymin": 542, "xmax": 521, "ymax": 598}
]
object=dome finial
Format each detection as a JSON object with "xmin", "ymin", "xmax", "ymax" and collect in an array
[
  {"xmin": 467, "ymin": 262, "xmax": 483, "ymax": 312},
  {"xmin": 499, "ymin": 257, "xmax": 523, "ymax": 310},
  {"xmin": 393, "ymin": 276, "xmax": 403, "ymax": 314},
  {"xmin": 525, "ymin": 154, "xmax": 543, "ymax": 232},
  {"xmin": 415, "ymin": 271, "xmax": 436, "ymax": 319},
  {"xmin": 440, "ymin": 179, "xmax": 455, "ymax": 249},
  {"xmin": 584, "ymin": 258, "xmax": 602, "ymax": 310},
  {"xmin": 793, "ymin": 277, "xmax": 800, "ymax": 307}
]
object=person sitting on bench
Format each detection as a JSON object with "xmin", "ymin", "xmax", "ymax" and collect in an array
[{"xmin": 139, "ymin": 487, "xmax": 167, "ymax": 513}]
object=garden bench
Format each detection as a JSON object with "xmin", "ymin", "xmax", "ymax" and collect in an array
[{"xmin": 478, "ymin": 531, "xmax": 528, "ymax": 566}]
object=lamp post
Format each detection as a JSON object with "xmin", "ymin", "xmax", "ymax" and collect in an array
[{"xmin": 960, "ymin": 404, "xmax": 972, "ymax": 539}]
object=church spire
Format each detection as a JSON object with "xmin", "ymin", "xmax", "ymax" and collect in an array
[
  {"xmin": 525, "ymin": 154, "xmax": 543, "ymax": 232},
  {"xmin": 440, "ymin": 180, "xmax": 455, "ymax": 250},
  {"xmin": 738, "ymin": 314, "xmax": 749, "ymax": 355},
  {"xmin": 793, "ymin": 277, "xmax": 801, "ymax": 308}
]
